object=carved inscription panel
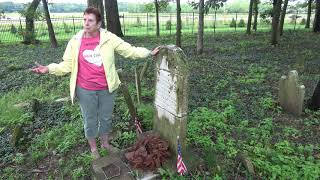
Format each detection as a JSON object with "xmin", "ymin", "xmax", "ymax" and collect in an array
[{"xmin": 155, "ymin": 56, "xmax": 179, "ymax": 124}]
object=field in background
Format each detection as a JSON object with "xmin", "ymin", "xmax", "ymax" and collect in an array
[{"xmin": 0, "ymin": 12, "xmax": 313, "ymax": 43}]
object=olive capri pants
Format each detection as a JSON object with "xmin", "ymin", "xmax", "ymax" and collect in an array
[{"xmin": 76, "ymin": 86, "xmax": 116, "ymax": 139}]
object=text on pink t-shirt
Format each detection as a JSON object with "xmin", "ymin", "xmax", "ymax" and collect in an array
[{"xmin": 76, "ymin": 33, "xmax": 108, "ymax": 90}]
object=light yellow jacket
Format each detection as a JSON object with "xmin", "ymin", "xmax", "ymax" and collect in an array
[{"xmin": 47, "ymin": 29, "xmax": 151, "ymax": 103}]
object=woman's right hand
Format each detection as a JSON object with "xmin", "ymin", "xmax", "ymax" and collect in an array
[{"xmin": 31, "ymin": 62, "xmax": 49, "ymax": 74}]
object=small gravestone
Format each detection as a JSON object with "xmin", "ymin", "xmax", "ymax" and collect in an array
[
  {"xmin": 153, "ymin": 45, "xmax": 189, "ymax": 156},
  {"xmin": 307, "ymin": 80, "xmax": 320, "ymax": 110},
  {"xmin": 92, "ymin": 152, "xmax": 160, "ymax": 180},
  {"xmin": 10, "ymin": 125, "xmax": 23, "ymax": 147},
  {"xmin": 101, "ymin": 163, "xmax": 120, "ymax": 179},
  {"xmin": 279, "ymin": 70, "xmax": 305, "ymax": 116},
  {"xmin": 92, "ymin": 153, "xmax": 134, "ymax": 180}
]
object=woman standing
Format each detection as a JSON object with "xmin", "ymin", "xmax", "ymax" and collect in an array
[{"xmin": 32, "ymin": 7, "xmax": 159, "ymax": 158}]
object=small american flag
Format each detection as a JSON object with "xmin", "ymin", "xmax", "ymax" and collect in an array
[
  {"xmin": 177, "ymin": 136, "xmax": 187, "ymax": 175},
  {"xmin": 134, "ymin": 117, "xmax": 143, "ymax": 134}
]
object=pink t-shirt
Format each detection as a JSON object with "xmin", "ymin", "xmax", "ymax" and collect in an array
[{"xmin": 76, "ymin": 33, "xmax": 108, "ymax": 90}]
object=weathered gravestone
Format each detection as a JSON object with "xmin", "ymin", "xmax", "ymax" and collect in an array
[
  {"xmin": 307, "ymin": 80, "xmax": 320, "ymax": 110},
  {"xmin": 279, "ymin": 70, "xmax": 305, "ymax": 116},
  {"xmin": 153, "ymin": 45, "xmax": 189, "ymax": 157}
]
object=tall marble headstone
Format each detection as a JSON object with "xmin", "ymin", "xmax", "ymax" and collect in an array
[
  {"xmin": 153, "ymin": 45, "xmax": 189, "ymax": 156},
  {"xmin": 279, "ymin": 70, "xmax": 305, "ymax": 116}
]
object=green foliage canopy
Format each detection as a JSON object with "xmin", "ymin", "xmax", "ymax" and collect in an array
[
  {"xmin": 189, "ymin": 0, "xmax": 228, "ymax": 14},
  {"xmin": 144, "ymin": 0, "xmax": 171, "ymax": 13}
]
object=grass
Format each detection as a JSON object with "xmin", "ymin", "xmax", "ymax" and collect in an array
[
  {"xmin": 0, "ymin": 29, "xmax": 320, "ymax": 179},
  {"xmin": 0, "ymin": 85, "xmax": 64, "ymax": 127}
]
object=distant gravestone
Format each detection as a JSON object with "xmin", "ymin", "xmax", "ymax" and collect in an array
[
  {"xmin": 279, "ymin": 70, "xmax": 305, "ymax": 116},
  {"xmin": 153, "ymin": 45, "xmax": 189, "ymax": 156}
]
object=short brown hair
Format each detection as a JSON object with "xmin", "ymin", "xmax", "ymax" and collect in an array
[{"xmin": 84, "ymin": 7, "xmax": 102, "ymax": 23}]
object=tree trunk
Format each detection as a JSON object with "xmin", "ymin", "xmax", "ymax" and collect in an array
[
  {"xmin": 197, "ymin": 0, "xmax": 204, "ymax": 54},
  {"xmin": 98, "ymin": 0, "xmax": 105, "ymax": 28},
  {"xmin": 253, "ymin": 0, "xmax": 258, "ymax": 31},
  {"xmin": 314, "ymin": 0, "xmax": 320, "ymax": 32},
  {"xmin": 176, "ymin": 0, "xmax": 181, "ymax": 47},
  {"xmin": 214, "ymin": 9, "xmax": 217, "ymax": 34},
  {"xmin": 24, "ymin": 0, "xmax": 41, "ymax": 44},
  {"xmin": 42, "ymin": 0, "xmax": 57, "ymax": 48},
  {"xmin": 279, "ymin": 0, "xmax": 288, "ymax": 36},
  {"xmin": 105, "ymin": 0, "xmax": 123, "ymax": 36},
  {"xmin": 306, "ymin": 0, "xmax": 313, "ymax": 28},
  {"xmin": 87, "ymin": 0, "xmax": 105, "ymax": 28},
  {"xmin": 246, "ymin": 0, "xmax": 254, "ymax": 34},
  {"xmin": 271, "ymin": 0, "xmax": 282, "ymax": 45},
  {"xmin": 87, "ymin": 0, "xmax": 98, "ymax": 7},
  {"xmin": 155, "ymin": 0, "xmax": 160, "ymax": 36}
]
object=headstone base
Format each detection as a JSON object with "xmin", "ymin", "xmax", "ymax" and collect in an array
[
  {"xmin": 138, "ymin": 131, "xmax": 203, "ymax": 176},
  {"xmin": 132, "ymin": 170, "xmax": 161, "ymax": 180},
  {"xmin": 162, "ymin": 145, "xmax": 204, "ymax": 175}
]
